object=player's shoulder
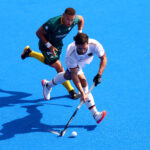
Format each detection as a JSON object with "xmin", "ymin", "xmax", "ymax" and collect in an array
[
  {"xmin": 66, "ymin": 42, "xmax": 76, "ymax": 57},
  {"xmin": 67, "ymin": 41, "xmax": 76, "ymax": 49},
  {"xmin": 47, "ymin": 15, "xmax": 61, "ymax": 25},
  {"xmin": 88, "ymin": 39, "xmax": 104, "ymax": 53},
  {"xmin": 88, "ymin": 38, "xmax": 101, "ymax": 45}
]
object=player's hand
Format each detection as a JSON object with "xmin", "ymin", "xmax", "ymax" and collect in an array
[
  {"xmin": 93, "ymin": 74, "xmax": 102, "ymax": 86},
  {"xmin": 49, "ymin": 46, "xmax": 58, "ymax": 57},
  {"xmin": 80, "ymin": 92, "xmax": 87, "ymax": 102}
]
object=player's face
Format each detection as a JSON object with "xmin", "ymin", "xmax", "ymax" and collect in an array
[
  {"xmin": 76, "ymin": 43, "xmax": 88, "ymax": 55},
  {"xmin": 62, "ymin": 14, "xmax": 75, "ymax": 27}
]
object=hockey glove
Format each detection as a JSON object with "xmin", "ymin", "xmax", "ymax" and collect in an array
[{"xmin": 93, "ymin": 74, "xmax": 102, "ymax": 86}]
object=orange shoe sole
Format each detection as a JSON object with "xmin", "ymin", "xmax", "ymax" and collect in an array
[{"xmin": 97, "ymin": 110, "xmax": 107, "ymax": 124}]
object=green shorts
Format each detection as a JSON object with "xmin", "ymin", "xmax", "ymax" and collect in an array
[{"xmin": 39, "ymin": 41, "xmax": 62, "ymax": 65}]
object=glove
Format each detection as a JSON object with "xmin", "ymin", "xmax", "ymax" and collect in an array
[{"xmin": 93, "ymin": 74, "xmax": 102, "ymax": 86}]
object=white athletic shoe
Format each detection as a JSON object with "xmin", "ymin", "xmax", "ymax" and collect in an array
[
  {"xmin": 41, "ymin": 79, "xmax": 52, "ymax": 100},
  {"xmin": 93, "ymin": 110, "xmax": 107, "ymax": 124}
]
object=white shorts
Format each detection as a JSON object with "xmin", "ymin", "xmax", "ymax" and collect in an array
[
  {"xmin": 75, "ymin": 67, "xmax": 83, "ymax": 75},
  {"xmin": 65, "ymin": 67, "xmax": 84, "ymax": 80}
]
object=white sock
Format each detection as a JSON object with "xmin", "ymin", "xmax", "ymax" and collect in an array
[
  {"xmin": 83, "ymin": 86, "xmax": 98, "ymax": 115},
  {"xmin": 90, "ymin": 106, "xmax": 98, "ymax": 115},
  {"xmin": 83, "ymin": 86, "xmax": 88, "ymax": 94},
  {"xmin": 48, "ymin": 72, "xmax": 66, "ymax": 88}
]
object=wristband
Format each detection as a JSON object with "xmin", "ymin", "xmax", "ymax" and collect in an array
[
  {"xmin": 78, "ymin": 30, "xmax": 82, "ymax": 33},
  {"xmin": 45, "ymin": 42, "xmax": 52, "ymax": 48}
]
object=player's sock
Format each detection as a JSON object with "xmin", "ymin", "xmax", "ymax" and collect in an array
[
  {"xmin": 83, "ymin": 86, "xmax": 98, "ymax": 115},
  {"xmin": 48, "ymin": 72, "xmax": 66, "ymax": 87},
  {"xmin": 29, "ymin": 51, "xmax": 45, "ymax": 63},
  {"xmin": 62, "ymin": 80, "xmax": 74, "ymax": 92},
  {"xmin": 89, "ymin": 105, "xmax": 98, "ymax": 115},
  {"xmin": 83, "ymin": 87, "xmax": 107, "ymax": 124}
]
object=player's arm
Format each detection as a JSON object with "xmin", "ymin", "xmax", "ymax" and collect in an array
[
  {"xmin": 36, "ymin": 26, "xmax": 48, "ymax": 44},
  {"xmin": 36, "ymin": 26, "xmax": 58, "ymax": 56},
  {"xmin": 98, "ymin": 53, "xmax": 107, "ymax": 76},
  {"xmin": 76, "ymin": 15, "xmax": 84, "ymax": 33},
  {"xmin": 93, "ymin": 53, "xmax": 107, "ymax": 86},
  {"xmin": 70, "ymin": 67, "xmax": 87, "ymax": 101}
]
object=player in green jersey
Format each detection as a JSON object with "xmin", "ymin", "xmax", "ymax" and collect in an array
[{"xmin": 21, "ymin": 8, "xmax": 84, "ymax": 99}]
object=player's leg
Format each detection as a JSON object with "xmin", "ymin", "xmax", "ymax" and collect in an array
[
  {"xmin": 21, "ymin": 46, "xmax": 45, "ymax": 63},
  {"xmin": 41, "ymin": 70, "xmax": 72, "ymax": 100},
  {"xmin": 50, "ymin": 59, "xmax": 64, "ymax": 72},
  {"xmin": 50, "ymin": 60, "xmax": 78, "ymax": 99},
  {"xmin": 42, "ymin": 67, "xmax": 78, "ymax": 100},
  {"xmin": 50, "ymin": 60, "xmax": 71, "ymax": 86},
  {"xmin": 41, "ymin": 71, "xmax": 66, "ymax": 100},
  {"xmin": 78, "ymin": 72, "xmax": 107, "ymax": 124}
]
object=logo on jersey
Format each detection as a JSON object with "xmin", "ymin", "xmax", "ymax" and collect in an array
[
  {"xmin": 68, "ymin": 27, "xmax": 71, "ymax": 31},
  {"xmin": 46, "ymin": 51, "xmax": 52, "ymax": 55},
  {"xmin": 56, "ymin": 34, "xmax": 67, "ymax": 38},
  {"xmin": 45, "ymin": 26, "xmax": 48, "ymax": 30},
  {"xmin": 88, "ymin": 53, "xmax": 93, "ymax": 56}
]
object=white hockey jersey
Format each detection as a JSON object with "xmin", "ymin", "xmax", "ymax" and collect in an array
[{"xmin": 65, "ymin": 39, "xmax": 105, "ymax": 70}]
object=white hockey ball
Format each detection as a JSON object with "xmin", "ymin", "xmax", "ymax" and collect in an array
[{"xmin": 71, "ymin": 131, "xmax": 77, "ymax": 137}]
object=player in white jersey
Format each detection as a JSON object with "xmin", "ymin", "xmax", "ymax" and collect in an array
[
  {"xmin": 65, "ymin": 38, "xmax": 105, "ymax": 73},
  {"xmin": 41, "ymin": 33, "xmax": 107, "ymax": 124}
]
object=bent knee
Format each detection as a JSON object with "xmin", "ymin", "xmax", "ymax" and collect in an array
[
  {"xmin": 56, "ymin": 67, "xmax": 64, "ymax": 73},
  {"xmin": 64, "ymin": 71, "xmax": 72, "ymax": 80}
]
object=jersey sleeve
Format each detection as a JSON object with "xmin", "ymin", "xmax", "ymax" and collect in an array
[
  {"xmin": 66, "ymin": 57, "xmax": 78, "ymax": 69},
  {"xmin": 65, "ymin": 43, "xmax": 78, "ymax": 69},
  {"xmin": 42, "ymin": 19, "xmax": 53, "ymax": 34},
  {"xmin": 94, "ymin": 43, "xmax": 105, "ymax": 58}
]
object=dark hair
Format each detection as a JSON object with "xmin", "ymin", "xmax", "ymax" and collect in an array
[
  {"xmin": 64, "ymin": 7, "xmax": 76, "ymax": 16},
  {"xmin": 74, "ymin": 33, "xmax": 89, "ymax": 45}
]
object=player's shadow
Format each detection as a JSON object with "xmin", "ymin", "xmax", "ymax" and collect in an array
[
  {"xmin": 0, "ymin": 104, "xmax": 97, "ymax": 141},
  {"xmin": 0, "ymin": 89, "xmax": 42, "ymax": 108},
  {"xmin": 0, "ymin": 89, "xmax": 96, "ymax": 141},
  {"xmin": 0, "ymin": 89, "xmax": 73, "ymax": 108}
]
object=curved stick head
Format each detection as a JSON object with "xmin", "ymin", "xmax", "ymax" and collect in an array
[{"xmin": 60, "ymin": 130, "xmax": 65, "ymax": 137}]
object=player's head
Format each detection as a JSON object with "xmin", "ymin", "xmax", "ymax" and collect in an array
[
  {"xmin": 62, "ymin": 8, "xmax": 76, "ymax": 27},
  {"xmin": 74, "ymin": 33, "xmax": 89, "ymax": 55}
]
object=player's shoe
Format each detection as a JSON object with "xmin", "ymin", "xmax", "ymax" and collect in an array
[
  {"xmin": 41, "ymin": 79, "xmax": 52, "ymax": 100},
  {"xmin": 21, "ymin": 45, "xmax": 32, "ymax": 59},
  {"xmin": 94, "ymin": 110, "xmax": 107, "ymax": 124},
  {"xmin": 69, "ymin": 89, "xmax": 81, "ymax": 100}
]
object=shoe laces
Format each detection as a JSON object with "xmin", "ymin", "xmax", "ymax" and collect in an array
[{"xmin": 93, "ymin": 112, "xmax": 102, "ymax": 120}]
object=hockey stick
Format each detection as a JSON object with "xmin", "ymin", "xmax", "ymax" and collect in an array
[{"xmin": 59, "ymin": 83, "xmax": 95, "ymax": 137}]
